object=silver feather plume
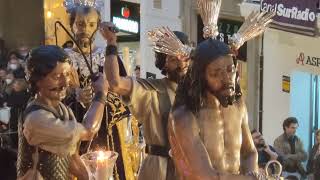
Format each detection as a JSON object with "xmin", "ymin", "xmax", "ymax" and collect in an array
[
  {"xmin": 147, "ymin": 27, "xmax": 193, "ymax": 58},
  {"xmin": 197, "ymin": 0, "xmax": 222, "ymax": 39},
  {"xmin": 229, "ymin": 11, "xmax": 275, "ymax": 50},
  {"xmin": 64, "ymin": 0, "xmax": 104, "ymax": 13}
]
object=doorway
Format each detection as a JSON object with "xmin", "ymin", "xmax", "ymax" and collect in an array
[{"xmin": 290, "ymin": 71, "xmax": 320, "ymax": 152}]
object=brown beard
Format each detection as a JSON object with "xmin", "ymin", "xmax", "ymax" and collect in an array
[
  {"xmin": 207, "ymin": 86, "xmax": 236, "ymax": 107},
  {"xmin": 167, "ymin": 67, "xmax": 186, "ymax": 83},
  {"xmin": 75, "ymin": 33, "xmax": 95, "ymax": 49}
]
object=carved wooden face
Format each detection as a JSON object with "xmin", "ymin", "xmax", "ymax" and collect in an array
[
  {"xmin": 165, "ymin": 55, "xmax": 190, "ymax": 83},
  {"xmin": 205, "ymin": 55, "xmax": 236, "ymax": 101},
  {"xmin": 36, "ymin": 62, "xmax": 71, "ymax": 102},
  {"xmin": 72, "ymin": 8, "xmax": 99, "ymax": 52}
]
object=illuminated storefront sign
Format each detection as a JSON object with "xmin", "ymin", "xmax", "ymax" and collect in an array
[
  {"xmin": 111, "ymin": 0, "xmax": 140, "ymax": 41},
  {"xmin": 112, "ymin": 16, "xmax": 139, "ymax": 34}
]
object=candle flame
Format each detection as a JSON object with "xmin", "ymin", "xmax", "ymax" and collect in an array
[{"xmin": 97, "ymin": 151, "xmax": 105, "ymax": 161}]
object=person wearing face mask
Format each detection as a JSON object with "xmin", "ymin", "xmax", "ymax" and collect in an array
[
  {"xmin": 8, "ymin": 60, "xmax": 19, "ymax": 71},
  {"xmin": 6, "ymin": 79, "xmax": 31, "ymax": 149},
  {"xmin": 4, "ymin": 72, "xmax": 15, "ymax": 95},
  {"xmin": 7, "ymin": 58, "xmax": 25, "ymax": 79},
  {"xmin": 5, "ymin": 77, "xmax": 13, "ymax": 86},
  {"xmin": 274, "ymin": 117, "xmax": 308, "ymax": 179}
]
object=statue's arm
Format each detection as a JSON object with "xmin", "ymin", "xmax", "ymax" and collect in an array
[
  {"xmin": 102, "ymin": 25, "xmax": 132, "ymax": 96},
  {"xmin": 240, "ymin": 104, "xmax": 258, "ymax": 174}
]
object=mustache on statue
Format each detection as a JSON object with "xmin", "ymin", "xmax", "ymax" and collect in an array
[
  {"xmin": 222, "ymin": 83, "xmax": 235, "ymax": 91},
  {"xmin": 49, "ymin": 86, "xmax": 65, "ymax": 91}
]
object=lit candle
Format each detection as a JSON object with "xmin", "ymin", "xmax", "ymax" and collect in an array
[
  {"xmin": 96, "ymin": 151, "xmax": 109, "ymax": 180},
  {"xmin": 81, "ymin": 150, "xmax": 118, "ymax": 180}
]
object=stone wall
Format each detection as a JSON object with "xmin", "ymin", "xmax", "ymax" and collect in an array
[{"xmin": 0, "ymin": 0, "xmax": 44, "ymax": 50}]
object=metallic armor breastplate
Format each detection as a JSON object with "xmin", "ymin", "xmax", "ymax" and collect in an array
[{"xmin": 17, "ymin": 104, "xmax": 72, "ymax": 180}]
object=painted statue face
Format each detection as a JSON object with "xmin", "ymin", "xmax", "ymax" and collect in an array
[
  {"xmin": 165, "ymin": 55, "xmax": 190, "ymax": 83},
  {"xmin": 36, "ymin": 62, "xmax": 71, "ymax": 102},
  {"xmin": 72, "ymin": 8, "xmax": 99, "ymax": 53},
  {"xmin": 205, "ymin": 55, "xmax": 236, "ymax": 106}
]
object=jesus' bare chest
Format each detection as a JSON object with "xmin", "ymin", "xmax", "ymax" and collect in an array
[{"xmin": 197, "ymin": 105, "xmax": 243, "ymax": 174}]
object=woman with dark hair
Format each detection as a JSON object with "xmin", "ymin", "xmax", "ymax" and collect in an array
[
  {"xmin": 168, "ymin": 39, "xmax": 258, "ymax": 180},
  {"xmin": 16, "ymin": 45, "xmax": 108, "ymax": 180}
]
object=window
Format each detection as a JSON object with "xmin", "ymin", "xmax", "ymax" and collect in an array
[{"xmin": 153, "ymin": 0, "xmax": 162, "ymax": 9}]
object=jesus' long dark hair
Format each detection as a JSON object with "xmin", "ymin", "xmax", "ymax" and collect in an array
[{"xmin": 173, "ymin": 39, "xmax": 242, "ymax": 114}]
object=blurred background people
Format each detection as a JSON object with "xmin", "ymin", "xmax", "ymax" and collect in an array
[
  {"xmin": 251, "ymin": 129, "xmax": 283, "ymax": 169},
  {"xmin": 62, "ymin": 40, "xmax": 74, "ymax": 50},
  {"xmin": 134, "ymin": 65, "xmax": 141, "ymax": 78},
  {"xmin": 307, "ymin": 129, "xmax": 320, "ymax": 180},
  {"xmin": 274, "ymin": 117, "xmax": 308, "ymax": 180}
]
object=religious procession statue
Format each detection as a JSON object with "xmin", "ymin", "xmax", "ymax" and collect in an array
[
  {"xmin": 147, "ymin": 0, "xmax": 282, "ymax": 179},
  {"xmin": 56, "ymin": 0, "xmax": 143, "ymax": 179}
]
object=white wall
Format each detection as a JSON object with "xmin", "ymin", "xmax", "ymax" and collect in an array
[
  {"xmin": 94, "ymin": 0, "xmax": 111, "ymax": 48},
  {"xmin": 263, "ymin": 28, "xmax": 320, "ymax": 145},
  {"xmin": 140, "ymin": 0, "xmax": 182, "ymax": 78}
]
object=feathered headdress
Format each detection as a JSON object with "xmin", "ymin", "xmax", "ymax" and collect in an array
[
  {"xmin": 197, "ymin": 0, "xmax": 221, "ymax": 39},
  {"xmin": 229, "ymin": 11, "xmax": 275, "ymax": 50},
  {"xmin": 147, "ymin": 27, "xmax": 193, "ymax": 59},
  {"xmin": 147, "ymin": 0, "xmax": 275, "ymax": 59}
]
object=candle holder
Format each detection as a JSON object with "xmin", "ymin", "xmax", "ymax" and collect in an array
[
  {"xmin": 265, "ymin": 160, "xmax": 284, "ymax": 180},
  {"xmin": 81, "ymin": 150, "xmax": 118, "ymax": 180}
]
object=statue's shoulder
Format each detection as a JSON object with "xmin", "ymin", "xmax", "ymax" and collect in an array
[{"xmin": 136, "ymin": 78, "xmax": 166, "ymax": 92}]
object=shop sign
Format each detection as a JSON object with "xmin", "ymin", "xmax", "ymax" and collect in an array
[
  {"xmin": 112, "ymin": 16, "xmax": 139, "ymax": 34},
  {"xmin": 261, "ymin": 0, "xmax": 317, "ymax": 36},
  {"xmin": 121, "ymin": 6, "xmax": 130, "ymax": 18},
  {"xmin": 296, "ymin": 52, "xmax": 320, "ymax": 68},
  {"xmin": 111, "ymin": 0, "xmax": 140, "ymax": 39}
]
